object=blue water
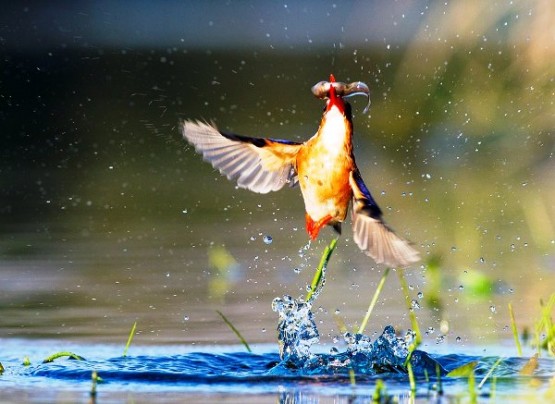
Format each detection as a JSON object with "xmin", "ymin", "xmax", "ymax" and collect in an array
[
  {"xmin": 1, "ymin": 340, "xmax": 554, "ymax": 402},
  {"xmin": 1, "ymin": 293, "xmax": 554, "ymax": 402}
]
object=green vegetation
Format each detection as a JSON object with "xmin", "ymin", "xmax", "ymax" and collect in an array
[
  {"xmin": 406, "ymin": 359, "xmax": 416, "ymax": 394},
  {"xmin": 305, "ymin": 238, "xmax": 337, "ymax": 302},
  {"xmin": 372, "ymin": 379, "xmax": 387, "ymax": 403},
  {"xmin": 348, "ymin": 368, "xmax": 356, "ymax": 386},
  {"xmin": 535, "ymin": 294, "xmax": 555, "ymax": 357},
  {"xmin": 90, "ymin": 370, "xmax": 99, "ymax": 398},
  {"xmin": 42, "ymin": 352, "xmax": 85, "ymax": 363},
  {"xmin": 423, "ymin": 256, "xmax": 444, "ymax": 317},
  {"xmin": 358, "ymin": 268, "xmax": 390, "ymax": 334},
  {"xmin": 468, "ymin": 366, "xmax": 477, "ymax": 404},
  {"xmin": 478, "ymin": 357, "xmax": 503, "ymax": 389},
  {"xmin": 509, "ymin": 303, "xmax": 523, "ymax": 356},
  {"xmin": 509, "ymin": 293, "xmax": 554, "ymax": 358},
  {"xmin": 123, "ymin": 321, "xmax": 138, "ymax": 357},
  {"xmin": 447, "ymin": 361, "xmax": 478, "ymax": 402},
  {"xmin": 216, "ymin": 310, "xmax": 252, "ymax": 353},
  {"xmin": 435, "ymin": 363, "xmax": 443, "ymax": 395},
  {"xmin": 397, "ymin": 270, "xmax": 422, "ymax": 346}
]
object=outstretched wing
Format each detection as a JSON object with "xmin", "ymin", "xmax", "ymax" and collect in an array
[
  {"xmin": 182, "ymin": 120, "xmax": 302, "ymax": 193},
  {"xmin": 349, "ymin": 169, "xmax": 420, "ymax": 267}
]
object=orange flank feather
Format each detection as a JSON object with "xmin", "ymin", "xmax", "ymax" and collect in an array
[{"xmin": 305, "ymin": 213, "xmax": 333, "ymax": 241}]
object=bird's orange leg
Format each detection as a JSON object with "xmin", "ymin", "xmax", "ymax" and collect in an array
[{"xmin": 305, "ymin": 213, "xmax": 333, "ymax": 241}]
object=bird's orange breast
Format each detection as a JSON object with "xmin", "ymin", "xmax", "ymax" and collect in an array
[{"xmin": 295, "ymin": 108, "xmax": 354, "ymax": 223}]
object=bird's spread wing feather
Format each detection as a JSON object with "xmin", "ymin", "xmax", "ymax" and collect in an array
[
  {"xmin": 349, "ymin": 170, "xmax": 420, "ymax": 267},
  {"xmin": 182, "ymin": 120, "xmax": 302, "ymax": 193}
]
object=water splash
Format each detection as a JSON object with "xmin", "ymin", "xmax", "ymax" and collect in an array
[{"xmin": 271, "ymin": 293, "xmax": 445, "ymax": 376}]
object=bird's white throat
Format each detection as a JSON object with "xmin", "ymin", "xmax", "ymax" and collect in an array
[{"xmin": 320, "ymin": 107, "xmax": 348, "ymax": 151}]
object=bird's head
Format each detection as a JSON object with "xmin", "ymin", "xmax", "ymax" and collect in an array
[{"xmin": 311, "ymin": 74, "xmax": 371, "ymax": 115}]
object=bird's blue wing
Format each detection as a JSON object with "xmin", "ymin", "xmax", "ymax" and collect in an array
[{"xmin": 350, "ymin": 170, "xmax": 420, "ymax": 267}]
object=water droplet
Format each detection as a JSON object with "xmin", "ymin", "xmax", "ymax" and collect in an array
[
  {"xmin": 458, "ymin": 285, "xmax": 464, "ymax": 290},
  {"xmin": 183, "ymin": 315, "xmax": 189, "ymax": 321},
  {"xmin": 330, "ymin": 347, "xmax": 339, "ymax": 354},
  {"xmin": 182, "ymin": 209, "xmax": 188, "ymax": 214},
  {"xmin": 411, "ymin": 299, "xmax": 421, "ymax": 309},
  {"xmin": 436, "ymin": 335, "xmax": 445, "ymax": 344},
  {"xmin": 263, "ymin": 235, "xmax": 273, "ymax": 244},
  {"xmin": 490, "ymin": 305, "xmax": 496, "ymax": 313},
  {"xmin": 262, "ymin": 328, "xmax": 267, "ymax": 333},
  {"xmin": 334, "ymin": 309, "xmax": 341, "ymax": 315},
  {"xmin": 456, "ymin": 336, "xmax": 462, "ymax": 343},
  {"xmin": 417, "ymin": 291, "xmax": 424, "ymax": 299},
  {"xmin": 426, "ymin": 327, "xmax": 435, "ymax": 334},
  {"xmin": 293, "ymin": 267, "xmax": 301, "ymax": 274}
]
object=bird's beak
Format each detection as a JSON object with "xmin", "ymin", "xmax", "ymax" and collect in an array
[
  {"xmin": 312, "ymin": 75, "xmax": 371, "ymax": 114},
  {"xmin": 326, "ymin": 74, "xmax": 343, "ymax": 113}
]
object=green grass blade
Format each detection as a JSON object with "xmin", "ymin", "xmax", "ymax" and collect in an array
[
  {"xmin": 397, "ymin": 270, "xmax": 422, "ymax": 346},
  {"xmin": 349, "ymin": 368, "xmax": 356, "ymax": 386},
  {"xmin": 305, "ymin": 238, "xmax": 337, "ymax": 302},
  {"xmin": 216, "ymin": 310, "xmax": 252, "ymax": 352},
  {"xmin": 42, "ymin": 352, "xmax": 85, "ymax": 363},
  {"xmin": 490, "ymin": 376, "xmax": 497, "ymax": 399},
  {"xmin": 508, "ymin": 303, "xmax": 522, "ymax": 356},
  {"xmin": 373, "ymin": 379, "xmax": 386, "ymax": 402},
  {"xmin": 90, "ymin": 370, "xmax": 99, "ymax": 397},
  {"xmin": 123, "ymin": 321, "xmax": 137, "ymax": 357},
  {"xmin": 358, "ymin": 268, "xmax": 390, "ymax": 334},
  {"xmin": 407, "ymin": 358, "xmax": 416, "ymax": 393},
  {"xmin": 533, "ymin": 294, "xmax": 555, "ymax": 356},
  {"xmin": 469, "ymin": 366, "xmax": 477, "ymax": 404},
  {"xmin": 478, "ymin": 357, "xmax": 503, "ymax": 389},
  {"xmin": 538, "ymin": 294, "xmax": 555, "ymax": 355},
  {"xmin": 436, "ymin": 363, "xmax": 444, "ymax": 395},
  {"xmin": 446, "ymin": 360, "xmax": 478, "ymax": 377}
]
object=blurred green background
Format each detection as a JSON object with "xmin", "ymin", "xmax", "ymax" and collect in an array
[{"xmin": 1, "ymin": 1, "xmax": 553, "ymax": 346}]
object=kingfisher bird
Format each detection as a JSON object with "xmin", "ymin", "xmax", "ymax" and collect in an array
[{"xmin": 182, "ymin": 75, "xmax": 420, "ymax": 267}]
